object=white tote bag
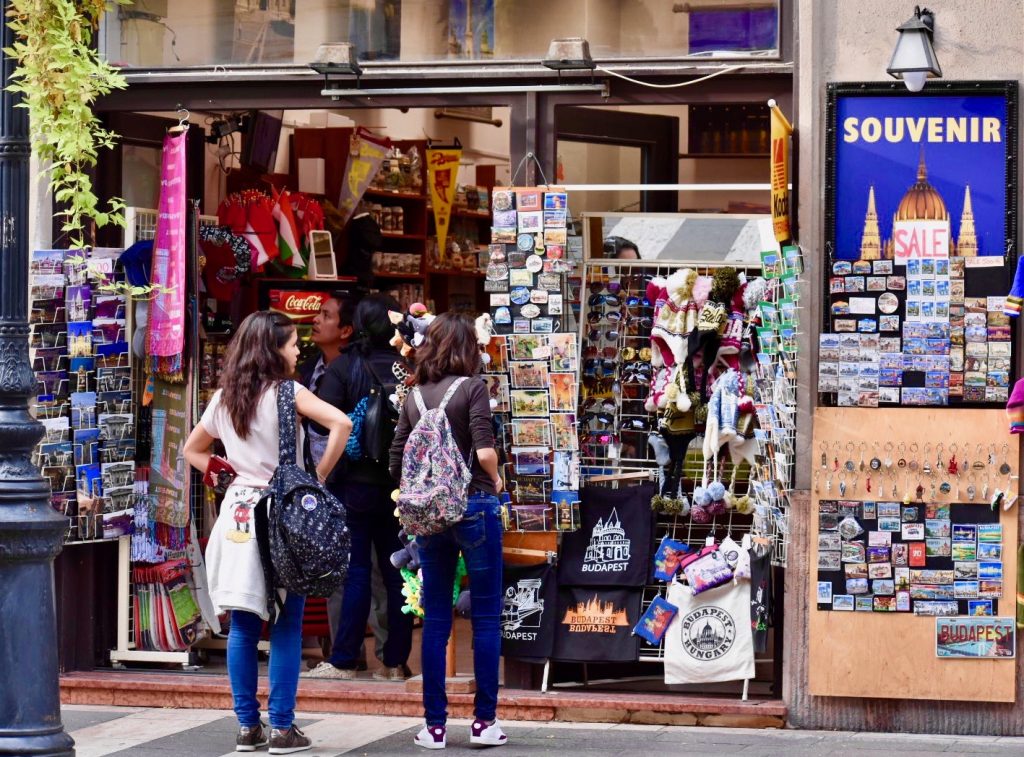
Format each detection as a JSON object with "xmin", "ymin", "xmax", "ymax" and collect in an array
[{"xmin": 664, "ymin": 578, "xmax": 755, "ymax": 684}]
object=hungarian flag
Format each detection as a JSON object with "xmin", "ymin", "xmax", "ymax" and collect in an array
[{"xmin": 273, "ymin": 187, "xmax": 305, "ymax": 271}]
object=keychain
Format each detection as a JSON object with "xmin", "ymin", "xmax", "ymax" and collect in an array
[
  {"xmin": 998, "ymin": 443, "xmax": 1011, "ymax": 476},
  {"xmin": 948, "ymin": 442, "xmax": 958, "ymax": 475},
  {"xmin": 820, "ymin": 441, "xmax": 828, "ymax": 470},
  {"xmin": 838, "ymin": 472, "xmax": 847, "ymax": 497},
  {"xmin": 982, "ymin": 473, "xmax": 990, "ymax": 501},
  {"xmin": 870, "ymin": 442, "xmax": 882, "ymax": 471},
  {"xmin": 844, "ymin": 442, "xmax": 856, "ymax": 472},
  {"xmin": 858, "ymin": 442, "xmax": 867, "ymax": 472},
  {"xmin": 966, "ymin": 472, "xmax": 977, "ymax": 501}
]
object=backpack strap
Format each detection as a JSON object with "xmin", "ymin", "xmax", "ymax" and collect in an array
[
  {"xmin": 439, "ymin": 376, "xmax": 469, "ymax": 410},
  {"xmin": 412, "ymin": 386, "xmax": 428, "ymax": 416},
  {"xmin": 276, "ymin": 380, "xmax": 297, "ymax": 466}
]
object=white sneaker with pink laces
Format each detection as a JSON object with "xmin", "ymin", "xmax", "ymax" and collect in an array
[
  {"xmin": 414, "ymin": 724, "xmax": 446, "ymax": 750},
  {"xmin": 470, "ymin": 719, "xmax": 507, "ymax": 747}
]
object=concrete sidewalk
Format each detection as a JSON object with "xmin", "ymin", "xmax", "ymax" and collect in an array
[{"xmin": 61, "ymin": 705, "xmax": 1024, "ymax": 756}]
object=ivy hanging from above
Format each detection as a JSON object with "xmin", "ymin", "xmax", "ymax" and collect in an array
[{"xmin": 4, "ymin": 0, "xmax": 130, "ymax": 247}]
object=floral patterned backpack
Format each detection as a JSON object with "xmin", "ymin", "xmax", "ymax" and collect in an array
[{"xmin": 397, "ymin": 378, "xmax": 473, "ymax": 536}]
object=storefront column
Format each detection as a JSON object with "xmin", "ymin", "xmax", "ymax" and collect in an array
[{"xmin": 0, "ymin": 3, "xmax": 75, "ymax": 753}]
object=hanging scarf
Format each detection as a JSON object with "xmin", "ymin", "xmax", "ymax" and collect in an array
[{"xmin": 148, "ymin": 132, "xmax": 187, "ymax": 380}]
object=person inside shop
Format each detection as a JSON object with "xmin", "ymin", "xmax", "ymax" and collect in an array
[
  {"xmin": 183, "ymin": 310, "xmax": 353, "ymax": 755},
  {"xmin": 300, "ymin": 293, "xmax": 389, "ymax": 674},
  {"xmin": 299, "ymin": 292, "xmax": 355, "ymax": 390},
  {"xmin": 603, "ymin": 235, "xmax": 640, "ymax": 260},
  {"xmin": 389, "ymin": 313, "xmax": 507, "ymax": 750},
  {"xmin": 303, "ymin": 293, "xmax": 414, "ymax": 682}
]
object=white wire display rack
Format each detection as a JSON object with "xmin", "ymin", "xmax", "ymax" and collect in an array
[
  {"xmin": 110, "ymin": 207, "xmax": 220, "ymax": 669},
  {"xmin": 577, "ymin": 259, "xmax": 786, "ymax": 689}
]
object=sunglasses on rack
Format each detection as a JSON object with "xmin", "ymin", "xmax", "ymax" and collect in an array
[
  {"xmin": 586, "ymin": 328, "xmax": 620, "ymax": 343},
  {"xmin": 588, "ymin": 280, "xmax": 623, "ymax": 295},
  {"xmin": 625, "ymin": 295, "xmax": 652, "ymax": 310},
  {"xmin": 624, "ymin": 315, "xmax": 654, "ymax": 331},
  {"xmin": 583, "ymin": 358, "xmax": 617, "ymax": 377},
  {"xmin": 619, "ymin": 417, "xmax": 653, "ymax": 432},
  {"xmin": 583, "ymin": 344, "xmax": 619, "ymax": 360},
  {"xmin": 582, "ymin": 397, "xmax": 617, "ymax": 413},
  {"xmin": 586, "ymin": 310, "xmax": 623, "ymax": 324},
  {"xmin": 588, "ymin": 294, "xmax": 621, "ymax": 307}
]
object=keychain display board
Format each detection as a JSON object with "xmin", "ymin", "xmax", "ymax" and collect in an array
[{"xmin": 808, "ymin": 406, "xmax": 1018, "ymax": 702}]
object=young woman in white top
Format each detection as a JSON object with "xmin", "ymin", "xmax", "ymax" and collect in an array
[{"xmin": 184, "ymin": 311, "xmax": 352, "ymax": 755}]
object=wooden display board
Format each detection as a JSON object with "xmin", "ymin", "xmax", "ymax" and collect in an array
[{"xmin": 809, "ymin": 407, "xmax": 1018, "ymax": 702}]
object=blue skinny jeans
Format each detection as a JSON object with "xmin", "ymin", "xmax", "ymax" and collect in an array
[
  {"xmin": 228, "ymin": 593, "xmax": 305, "ymax": 729},
  {"xmin": 417, "ymin": 492, "xmax": 504, "ymax": 726}
]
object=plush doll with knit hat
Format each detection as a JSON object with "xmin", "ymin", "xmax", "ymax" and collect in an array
[
  {"xmin": 1004, "ymin": 256, "xmax": 1024, "ymax": 316},
  {"xmin": 1006, "ymin": 378, "xmax": 1024, "ymax": 433}
]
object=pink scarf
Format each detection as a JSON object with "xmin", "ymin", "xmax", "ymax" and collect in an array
[{"xmin": 148, "ymin": 132, "xmax": 187, "ymax": 379}]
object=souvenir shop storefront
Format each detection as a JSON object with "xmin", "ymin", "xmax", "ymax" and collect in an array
[{"xmin": 43, "ymin": 1, "xmax": 802, "ymax": 713}]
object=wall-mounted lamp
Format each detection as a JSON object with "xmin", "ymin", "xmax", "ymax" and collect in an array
[
  {"xmin": 542, "ymin": 37, "xmax": 596, "ymax": 84},
  {"xmin": 886, "ymin": 6, "xmax": 941, "ymax": 92},
  {"xmin": 309, "ymin": 43, "xmax": 362, "ymax": 88}
]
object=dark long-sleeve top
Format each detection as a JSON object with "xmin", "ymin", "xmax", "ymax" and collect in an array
[
  {"xmin": 314, "ymin": 345, "xmax": 402, "ymax": 488},
  {"xmin": 389, "ymin": 374, "xmax": 497, "ymax": 495}
]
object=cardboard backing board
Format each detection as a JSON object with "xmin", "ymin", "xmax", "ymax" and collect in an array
[{"xmin": 809, "ymin": 407, "xmax": 1018, "ymax": 702}]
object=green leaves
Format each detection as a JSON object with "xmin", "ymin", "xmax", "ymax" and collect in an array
[{"xmin": 6, "ymin": 0, "xmax": 129, "ymax": 247}]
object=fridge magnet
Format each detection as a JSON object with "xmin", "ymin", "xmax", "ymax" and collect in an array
[
  {"xmin": 967, "ymin": 599, "xmax": 993, "ymax": 616},
  {"xmin": 518, "ymin": 211, "xmax": 543, "ymax": 233},
  {"xmin": 816, "ymin": 581, "xmax": 833, "ymax": 604},
  {"xmin": 833, "ymin": 595, "xmax": 855, "ymax": 611},
  {"xmin": 846, "ymin": 577, "xmax": 869, "ymax": 594},
  {"xmin": 844, "ymin": 562, "xmax": 868, "ymax": 579},
  {"xmin": 873, "ymin": 596, "xmax": 897, "ymax": 612},
  {"xmin": 515, "ymin": 189, "xmax": 541, "ymax": 211}
]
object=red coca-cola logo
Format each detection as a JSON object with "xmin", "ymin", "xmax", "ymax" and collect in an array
[{"xmin": 269, "ymin": 290, "xmax": 329, "ymax": 323}]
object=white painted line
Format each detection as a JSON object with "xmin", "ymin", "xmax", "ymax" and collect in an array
[{"xmin": 69, "ymin": 708, "xmax": 227, "ymax": 757}]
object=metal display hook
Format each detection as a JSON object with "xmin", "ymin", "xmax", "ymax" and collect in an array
[{"xmin": 510, "ymin": 151, "xmax": 551, "ymax": 186}]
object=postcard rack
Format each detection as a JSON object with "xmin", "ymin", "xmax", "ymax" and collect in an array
[{"xmin": 109, "ymin": 206, "xmax": 220, "ymax": 669}]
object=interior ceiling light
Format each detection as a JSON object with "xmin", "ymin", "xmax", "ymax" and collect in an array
[{"xmin": 886, "ymin": 6, "xmax": 941, "ymax": 92}]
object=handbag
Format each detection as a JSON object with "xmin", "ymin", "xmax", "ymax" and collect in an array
[{"xmin": 678, "ymin": 544, "xmax": 733, "ymax": 595}]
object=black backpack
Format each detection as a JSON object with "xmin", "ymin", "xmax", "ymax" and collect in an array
[
  {"xmin": 359, "ymin": 357, "xmax": 400, "ymax": 467},
  {"xmin": 254, "ymin": 381, "xmax": 350, "ymax": 616}
]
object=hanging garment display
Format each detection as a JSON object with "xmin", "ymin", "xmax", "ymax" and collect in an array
[
  {"xmin": 147, "ymin": 131, "xmax": 187, "ymax": 381},
  {"xmin": 558, "ymin": 483, "xmax": 655, "ymax": 586},
  {"xmin": 552, "ymin": 586, "xmax": 642, "ymax": 663},
  {"xmin": 501, "ymin": 562, "xmax": 558, "ymax": 661},
  {"xmin": 664, "ymin": 579, "xmax": 755, "ymax": 685}
]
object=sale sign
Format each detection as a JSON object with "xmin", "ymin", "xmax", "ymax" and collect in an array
[
  {"xmin": 935, "ymin": 616, "xmax": 1015, "ymax": 659},
  {"xmin": 891, "ymin": 220, "xmax": 951, "ymax": 264}
]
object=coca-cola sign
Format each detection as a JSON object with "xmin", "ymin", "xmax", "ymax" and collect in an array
[{"xmin": 269, "ymin": 290, "xmax": 329, "ymax": 323}]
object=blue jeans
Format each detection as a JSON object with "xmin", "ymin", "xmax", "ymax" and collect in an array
[
  {"xmin": 228, "ymin": 593, "xmax": 305, "ymax": 729},
  {"xmin": 418, "ymin": 492, "xmax": 504, "ymax": 726},
  {"xmin": 329, "ymin": 482, "xmax": 413, "ymax": 669}
]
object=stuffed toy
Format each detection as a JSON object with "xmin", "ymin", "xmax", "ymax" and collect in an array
[
  {"xmin": 390, "ymin": 529, "xmax": 422, "ymax": 573},
  {"xmin": 474, "ymin": 313, "xmax": 495, "ymax": 367}
]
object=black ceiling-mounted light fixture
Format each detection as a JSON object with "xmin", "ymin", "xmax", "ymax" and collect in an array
[
  {"xmin": 887, "ymin": 6, "xmax": 942, "ymax": 92},
  {"xmin": 205, "ymin": 114, "xmax": 247, "ymax": 145}
]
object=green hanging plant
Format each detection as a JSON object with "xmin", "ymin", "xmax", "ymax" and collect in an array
[{"xmin": 4, "ymin": 0, "xmax": 130, "ymax": 247}]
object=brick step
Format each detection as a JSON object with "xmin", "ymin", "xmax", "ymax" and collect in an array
[{"xmin": 60, "ymin": 672, "xmax": 786, "ymax": 729}]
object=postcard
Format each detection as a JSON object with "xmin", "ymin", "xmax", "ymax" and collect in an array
[
  {"xmin": 509, "ymin": 360, "xmax": 549, "ymax": 389},
  {"xmin": 510, "ymin": 389, "xmax": 549, "ymax": 417}
]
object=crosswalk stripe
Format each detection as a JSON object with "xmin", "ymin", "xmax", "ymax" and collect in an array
[{"xmin": 69, "ymin": 708, "xmax": 228, "ymax": 757}]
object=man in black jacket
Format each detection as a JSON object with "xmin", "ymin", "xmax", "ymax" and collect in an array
[{"xmin": 303, "ymin": 294, "xmax": 413, "ymax": 681}]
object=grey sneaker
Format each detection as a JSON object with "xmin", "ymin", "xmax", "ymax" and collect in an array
[
  {"xmin": 301, "ymin": 661, "xmax": 357, "ymax": 680},
  {"xmin": 373, "ymin": 665, "xmax": 409, "ymax": 681},
  {"xmin": 268, "ymin": 725, "xmax": 311, "ymax": 754},
  {"xmin": 235, "ymin": 722, "xmax": 268, "ymax": 752}
]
